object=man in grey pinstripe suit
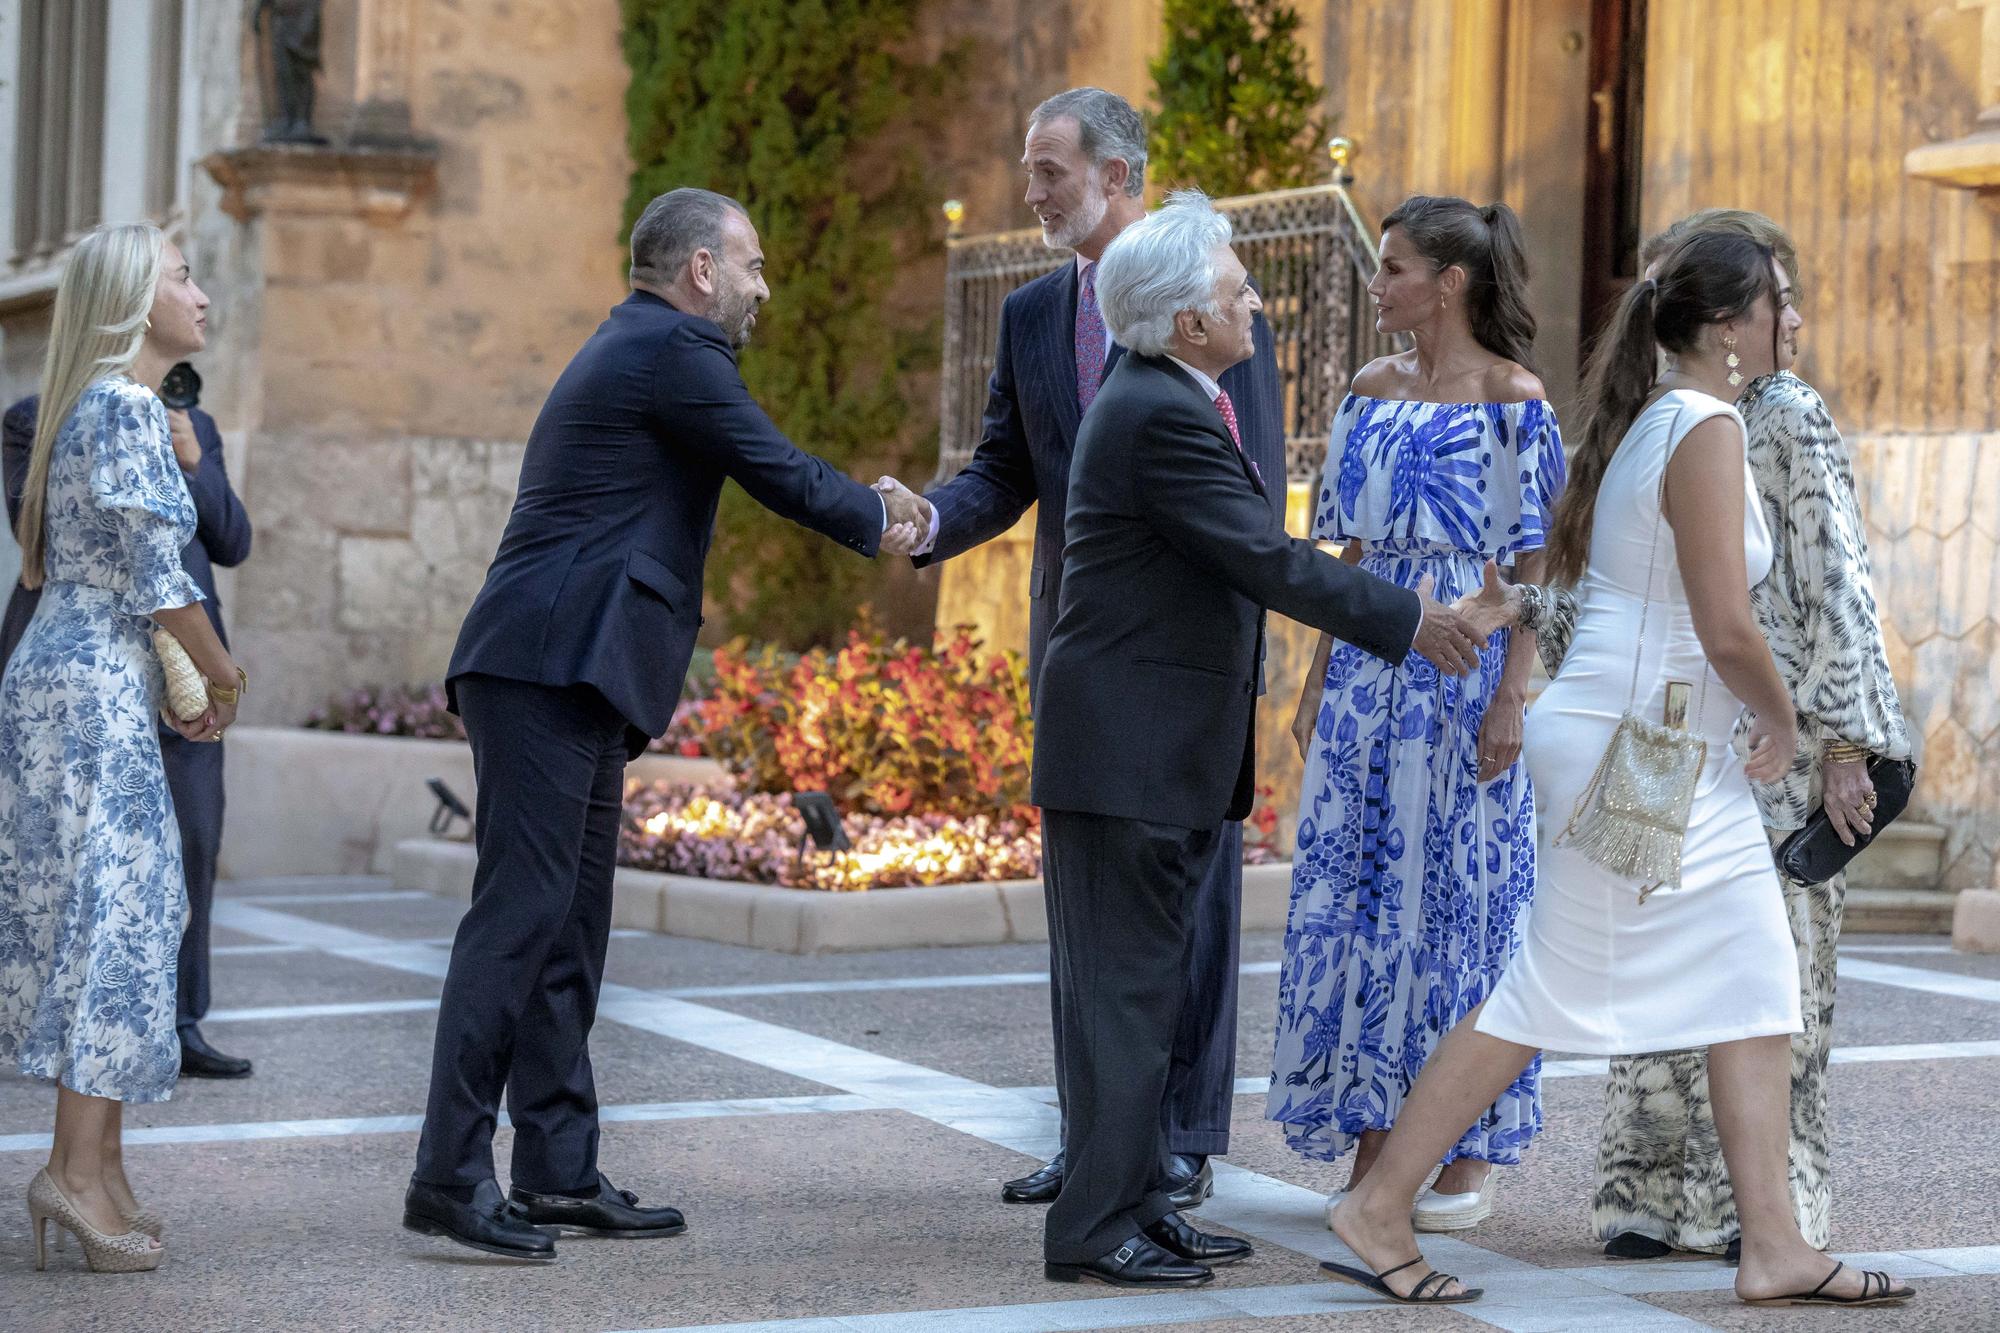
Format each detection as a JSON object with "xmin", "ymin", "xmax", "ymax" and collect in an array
[{"xmin": 880, "ymin": 88, "xmax": 1288, "ymax": 1211}]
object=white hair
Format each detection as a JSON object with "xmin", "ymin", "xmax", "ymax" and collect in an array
[{"xmin": 1094, "ymin": 189, "xmax": 1231, "ymax": 357}]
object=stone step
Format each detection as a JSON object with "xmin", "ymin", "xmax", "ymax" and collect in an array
[
  {"xmin": 1844, "ymin": 820, "xmax": 1947, "ymax": 893},
  {"xmin": 1844, "ymin": 887, "xmax": 1957, "ymax": 934}
]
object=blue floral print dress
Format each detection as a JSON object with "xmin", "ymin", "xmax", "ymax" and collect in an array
[
  {"xmin": 1266, "ymin": 394, "xmax": 1564, "ymax": 1167},
  {"xmin": 0, "ymin": 377, "xmax": 203, "ymax": 1102}
]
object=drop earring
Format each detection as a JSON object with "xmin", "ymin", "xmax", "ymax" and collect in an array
[{"xmin": 1723, "ymin": 332, "xmax": 1742, "ymax": 387}]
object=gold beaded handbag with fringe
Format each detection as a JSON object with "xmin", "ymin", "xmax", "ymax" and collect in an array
[{"xmin": 1553, "ymin": 407, "xmax": 1708, "ymax": 903}]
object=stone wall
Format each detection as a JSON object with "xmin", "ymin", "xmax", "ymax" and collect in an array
[
  {"xmin": 223, "ymin": 0, "xmax": 632, "ymax": 725},
  {"xmin": 1853, "ymin": 431, "xmax": 2000, "ymax": 890}
]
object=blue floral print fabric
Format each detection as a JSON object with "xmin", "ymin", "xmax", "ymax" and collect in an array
[
  {"xmin": 0, "ymin": 376, "xmax": 202, "ymax": 1102},
  {"xmin": 1267, "ymin": 394, "xmax": 1563, "ymax": 1167}
]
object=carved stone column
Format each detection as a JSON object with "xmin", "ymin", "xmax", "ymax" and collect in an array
[{"xmin": 1906, "ymin": 0, "xmax": 2000, "ymax": 189}]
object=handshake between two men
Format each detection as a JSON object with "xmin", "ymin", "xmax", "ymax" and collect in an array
[{"xmin": 868, "ymin": 472, "xmax": 1515, "ymax": 680}]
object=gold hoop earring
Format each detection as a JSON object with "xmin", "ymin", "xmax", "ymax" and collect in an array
[{"xmin": 1723, "ymin": 332, "xmax": 1742, "ymax": 387}]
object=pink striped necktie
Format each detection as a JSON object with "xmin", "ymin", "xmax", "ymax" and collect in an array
[
  {"xmin": 1215, "ymin": 389, "xmax": 1262, "ymax": 486},
  {"xmin": 1075, "ymin": 264, "xmax": 1107, "ymax": 413}
]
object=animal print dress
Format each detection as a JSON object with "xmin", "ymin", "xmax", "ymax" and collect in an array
[{"xmin": 1589, "ymin": 372, "xmax": 1912, "ymax": 1251}]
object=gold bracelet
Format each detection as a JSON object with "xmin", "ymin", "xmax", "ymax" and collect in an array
[
  {"xmin": 207, "ymin": 667, "xmax": 248, "ymax": 706},
  {"xmin": 1824, "ymin": 741, "xmax": 1871, "ymax": 765}
]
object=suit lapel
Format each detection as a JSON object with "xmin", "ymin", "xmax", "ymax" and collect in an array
[
  {"xmin": 1155, "ymin": 356, "xmax": 1267, "ymax": 499},
  {"xmin": 1040, "ymin": 265, "xmax": 1082, "ymax": 447}
]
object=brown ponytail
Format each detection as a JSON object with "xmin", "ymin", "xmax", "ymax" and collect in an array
[
  {"xmin": 1382, "ymin": 195, "xmax": 1539, "ymax": 373},
  {"xmin": 1545, "ymin": 229, "xmax": 1780, "ymax": 585}
]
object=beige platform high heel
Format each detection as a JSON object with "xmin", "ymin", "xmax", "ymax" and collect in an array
[{"xmin": 27, "ymin": 1169, "xmax": 163, "ymax": 1272}]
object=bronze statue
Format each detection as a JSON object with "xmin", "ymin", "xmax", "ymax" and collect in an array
[{"xmin": 254, "ymin": 0, "xmax": 327, "ymax": 144}]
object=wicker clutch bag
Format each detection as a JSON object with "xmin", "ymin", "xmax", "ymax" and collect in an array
[{"xmin": 152, "ymin": 628, "xmax": 210, "ymax": 721}]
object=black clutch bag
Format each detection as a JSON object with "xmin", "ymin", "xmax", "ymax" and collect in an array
[{"xmin": 1773, "ymin": 755, "xmax": 1916, "ymax": 886}]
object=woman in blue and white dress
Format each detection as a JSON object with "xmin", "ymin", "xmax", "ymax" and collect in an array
[
  {"xmin": 0, "ymin": 223, "xmax": 241, "ymax": 1272},
  {"xmin": 1269, "ymin": 197, "xmax": 1564, "ymax": 1233}
]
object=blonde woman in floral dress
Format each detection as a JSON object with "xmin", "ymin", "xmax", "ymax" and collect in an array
[{"xmin": 0, "ymin": 223, "xmax": 241, "ymax": 1272}]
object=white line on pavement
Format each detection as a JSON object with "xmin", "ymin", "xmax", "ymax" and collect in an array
[
  {"xmin": 0, "ymin": 1093, "xmax": 881, "ymax": 1154},
  {"xmin": 206, "ymin": 998, "xmax": 442, "ymax": 1023},
  {"xmin": 1838, "ymin": 956, "xmax": 2000, "ymax": 1004},
  {"xmin": 14, "ymin": 1039, "xmax": 2000, "ymax": 1153},
  {"xmin": 209, "ymin": 943, "xmax": 312, "ymax": 957},
  {"xmin": 236, "ymin": 890, "xmax": 437, "ymax": 905}
]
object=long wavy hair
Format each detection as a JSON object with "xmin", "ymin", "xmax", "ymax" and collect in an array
[
  {"xmin": 1380, "ymin": 194, "xmax": 1539, "ymax": 373},
  {"xmin": 17, "ymin": 222, "xmax": 165, "ymax": 589},
  {"xmin": 1544, "ymin": 229, "xmax": 1779, "ymax": 586}
]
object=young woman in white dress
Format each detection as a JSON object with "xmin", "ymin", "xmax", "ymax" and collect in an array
[{"xmin": 1321, "ymin": 230, "xmax": 1913, "ymax": 1310}]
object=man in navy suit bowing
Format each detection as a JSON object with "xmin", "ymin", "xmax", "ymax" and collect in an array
[
  {"xmin": 879, "ymin": 88, "xmax": 1285, "ymax": 1210},
  {"xmin": 1033, "ymin": 192, "xmax": 1493, "ymax": 1286},
  {"xmin": 405, "ymin": 188, "xmax": 932, "ymax": 1260}
]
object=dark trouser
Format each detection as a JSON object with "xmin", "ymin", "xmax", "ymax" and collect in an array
[
  {"xmin": 1042, "ymin": 808, "xmax": 1221, "ymax": 1264},
  {"xmin": 162, "ymin": 730, "xmax": 225, "ymax": 1032},
  {"xmin": 413, "ymin": 674, "xmax": 629, "ymax": 1192},
  {"xmin": 1048, "ymin": 820, "xmax": 1240, "ymax": 1158}
]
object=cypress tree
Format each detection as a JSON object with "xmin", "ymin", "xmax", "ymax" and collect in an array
[
  {"xmin": 1148, "ymin": 0, "xmax": 1329, "ymax": 197},
  {"xmin": 620, "ymin": 0, "xmax": 935, "ymax": 646}
]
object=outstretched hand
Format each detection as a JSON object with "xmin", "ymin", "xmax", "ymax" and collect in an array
[
  {"xmin": 1451, "ymin": 560, "xmax": 1519, "ymax": 641},
  {"xmin": 874, "ymin": 476, "xmax": 933, "ymax": 557},
  {"xmin": 1409, "ymin": 574, "xmax": 1483, "ymax": 676}
]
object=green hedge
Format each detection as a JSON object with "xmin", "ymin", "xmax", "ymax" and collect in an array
[
  {"xmin": 1149, "ymin": 0, "xmax": 1328, "ymax": 197},
  {"xmin": 620, "ymin": 1, "xmax": 940, "ymax": 647}
]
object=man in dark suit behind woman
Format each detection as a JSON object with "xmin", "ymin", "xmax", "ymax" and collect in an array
[
  {"xmin": 404, "ymin": 188, "xmax": 933, "ymax": 1261},
  {"xmin": 1032, "ymin": 190, "xmax": 1499, "ymax": 1288},
  {"xmin": 2, "ymin": 381, "xmax": 255, "ymax": 1080},
  {"xmin": 878, "ymin": 86, "xmax": 1287, "ymax": 1210}
]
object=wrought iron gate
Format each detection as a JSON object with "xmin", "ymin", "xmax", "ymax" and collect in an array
[{"xmin": 934, "ymin": 171, "xmax": 1400, "ymax": 487}]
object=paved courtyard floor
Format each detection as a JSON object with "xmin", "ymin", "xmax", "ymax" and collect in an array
[{"xmin": 3, "ymin": 875, "xmax": 1997, "ymax": 1331}]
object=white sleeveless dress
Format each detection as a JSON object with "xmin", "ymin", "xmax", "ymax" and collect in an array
[{"xmin": 1476, "ymin": 391, "xmax": 1804, "ymax": 1055}]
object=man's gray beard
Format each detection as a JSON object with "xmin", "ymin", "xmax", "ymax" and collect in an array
[
  {"xmin": 1042, "ymin": 185, "xmax": 1108, "ymax": 252},
  {"xmin": 716, "ymin": 294, "xmax": 756, "ymax": 348}
]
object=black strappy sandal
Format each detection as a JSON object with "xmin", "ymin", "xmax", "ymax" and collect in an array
[
  {"xmin": 1319, "ymin": 1255, "xmax": 1483, "ymax": 1304},
  {"xmin": 1743, "ymin": 1261, "xmax": 1915, "ymax": 1308}
]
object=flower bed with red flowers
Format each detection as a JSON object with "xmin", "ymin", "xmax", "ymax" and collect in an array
[
  {"xmin": 619, "ymin": 622, "xmax": 1283, "ymax": 890},
  {"xmin": 306, "ymin": 627, "xmax": 1282, "ymax": 891}
]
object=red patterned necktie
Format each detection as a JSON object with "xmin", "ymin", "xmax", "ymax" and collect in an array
[
  {"xmin": 1075, "ymin": 264, "xmax": 1107, "ymax": 413},
  {"xmin": 1215, "ymin": 389, "xmax": 1262, "ymax": 486}
]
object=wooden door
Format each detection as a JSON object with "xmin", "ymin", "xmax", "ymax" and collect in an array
[{"xmin": 1579, "ymin": 0, "xmax": 1649, "ymax": 348}]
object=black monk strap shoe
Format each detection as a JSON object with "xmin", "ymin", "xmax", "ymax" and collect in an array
[
  {"xmin": 1045, "ymin": 1234, "xmax": 1214, "ymax": 1288},
  {"xmin": 1002, "ymin": 1152, "xmax": 1065, "ymax": 1204},
  {"xmin": 508, "ymin": 1172, "xmax": 687, "ymax": 1237},
  {"xmin": 403, "ymin": 1178, "xmax": 555, "ymax": 1261},
  {"xmin": 1143, "ymin": 1210, "xmax": 1252, "ymax": 1265},
  {"xmin": 1165, "ymin": 1154, "xmax": 1214, "ymax": 1211},
  {"xmin": 178, "ymin": 1026, "xmax": 253, "ymax": 1079}
]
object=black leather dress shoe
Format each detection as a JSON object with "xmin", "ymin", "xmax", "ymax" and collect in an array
[
  {"xmin": 509, "ymin": 1172, "xmax": 687, "ymax": 1237},
  {"xmin": 1046, "ymin": 1234, "xmax": 1214, "ymax": 1287},
  {"xmin": 1002, "ymin": 1151, "xmax": 1064, "ymax": 1204},
  {"xmin": 1144, "ymin": 1210, "xmax": 1252, "ymax": 1265},
  {"xmin": 403, "ymin": 1178, "xmax": 555, "ymax": 1261},
  {"xmin": 178, "ymin": 1026, "xmax": 253, "ymax": 1079},
  {"xmin": 1165, "ymin": 1154, "xmax": 1213, "ymax": 1210}
]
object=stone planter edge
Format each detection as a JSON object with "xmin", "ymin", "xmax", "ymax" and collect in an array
[{"xmin": 392, "ymin": 837, "xmax": 1297, "ymax": 955}]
